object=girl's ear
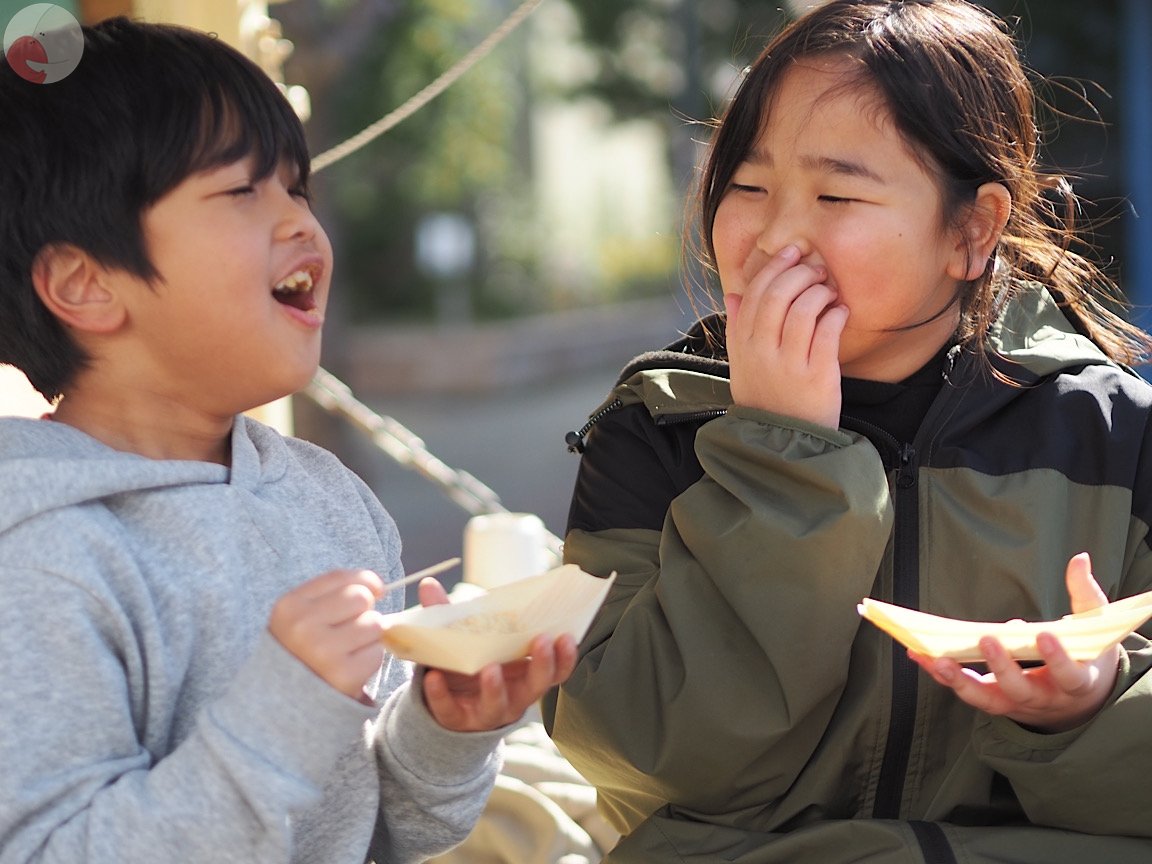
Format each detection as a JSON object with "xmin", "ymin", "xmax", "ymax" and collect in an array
[
  {"xmin": 948, "ymin": 182, "xmax": 1012, "ymax": 282},
  {"xmin": 31, "ymin": 245, "xmax": 127, "ymax": 334}
]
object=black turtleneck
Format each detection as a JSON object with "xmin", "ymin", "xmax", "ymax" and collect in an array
[{"xmin": 840, "ymin": 344, "xmax": 952, "ymax": 446}]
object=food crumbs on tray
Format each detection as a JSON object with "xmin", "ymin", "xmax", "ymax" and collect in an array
[{"xmin": 445, "ymin": 611, "xmax": 520, "ymax": 634}]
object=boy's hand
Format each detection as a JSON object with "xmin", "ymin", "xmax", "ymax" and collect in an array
[
  {"xmin": 724, "ymin": 245, "xmax": 848, "ymax": 429},
  {"xmin": 415, "ymin": 578, "xmax": 578, "ymax": 733},
  {"xmin": 911, "ymin": 553, "xmax": 1120, "ymax": 732},
  {"xmin": 268, "ymin": 569, "xmax": 386, "ymax": 702}
]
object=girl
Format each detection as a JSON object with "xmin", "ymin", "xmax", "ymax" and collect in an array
[{"xmin": 542, "ymin": 1, "xmax": 1152, "ymax": 861}]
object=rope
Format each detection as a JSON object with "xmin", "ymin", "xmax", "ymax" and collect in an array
[
  {"xmin": 302, "ymin": 369, "xmax": 564, "ymax": 558},
  {"xmin": 310, "ymin": 0, "xmax": 543, "ymax": 174}
]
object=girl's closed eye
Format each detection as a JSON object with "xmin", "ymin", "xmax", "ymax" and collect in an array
[
  {"xmin": 818, "ymin": 195, "xmax": 856, "ymax": 204},
  {"xmin": 730, "ymin": 183, "xmax": 766, "ymax": 195}
]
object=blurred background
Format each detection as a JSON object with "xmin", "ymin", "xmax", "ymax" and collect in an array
[{"xmin": 3, "ymin": 0, "xmax": 1150, "ymax": 588}]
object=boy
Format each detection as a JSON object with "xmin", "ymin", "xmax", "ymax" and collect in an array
[{"xmin": 0, "ymin": 17, "xmax": 575, "ymax": 864}]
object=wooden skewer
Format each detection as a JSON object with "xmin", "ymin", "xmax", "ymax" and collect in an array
[{"xmin": 386, "ymin": 557, "xmax": 462, "ymax": 592}]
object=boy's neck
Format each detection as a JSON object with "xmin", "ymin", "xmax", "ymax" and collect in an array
[{"xmin": 51, "ymin": 387, "xmax": 234, "ymax": 466}]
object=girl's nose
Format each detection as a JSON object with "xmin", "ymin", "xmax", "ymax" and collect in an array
[
  {"xmin": 756, "ymin": 221, "xmax": 812, "ymax": 261},
  {"xmin": 752, "ymin": 198, "xmax": 812, "ymax": 261}
]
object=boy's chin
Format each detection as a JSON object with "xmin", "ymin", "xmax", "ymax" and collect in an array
[{"xmin": 243, "ymin": 363, "xmax": 320, "ymax": 417}]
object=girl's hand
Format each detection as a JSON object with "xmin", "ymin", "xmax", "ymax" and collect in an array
[
  {"xmin": 415, "ymin": 578, "xmax": 578, "ymax": 732},
  {"xmin": 724, "ymin": 244, "xmax": 848, "ymax": 429},
  {"xmin": 910, "ymin": 553, "xmax": 1120, "ymax": 732},
  {"xmin": 268, "ymin": 569, "xmax": 387, "ymax": 701}
]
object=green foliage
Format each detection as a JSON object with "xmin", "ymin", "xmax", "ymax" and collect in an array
[{"xmin": 287, "ymin": 0, "xmax": 534, "ymax": 322}]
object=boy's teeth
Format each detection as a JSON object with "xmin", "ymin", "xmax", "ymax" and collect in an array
[{"xmin": 274, "ymin": 270, "xmax": 314, "ymax": 292}]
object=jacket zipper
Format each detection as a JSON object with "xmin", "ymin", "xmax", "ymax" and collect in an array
[
  {"xmin": 565, "ymin": 401, "xmax": 726, "ymax": 453},
  {"xmin": 565, "ymin": 398, "xmax": 624, "ymax": 453},
  {"xmin": 844, "ymin": 417, "xmax": 958, "ymax": 864},
  {"xmin": 872, "ymin": 439, "xmax": 922, "ymax": 820},
  {"xmin": 654, "ymin": 408, "xmax": 727, "ymax": 427}
]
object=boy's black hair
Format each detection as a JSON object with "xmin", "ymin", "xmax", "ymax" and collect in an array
[{"xmin": 0, "ymin": 17, "xmax": 312, "ymax": 399}]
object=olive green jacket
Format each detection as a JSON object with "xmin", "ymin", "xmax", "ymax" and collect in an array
[{"xmin": 542, "ymin": 286, "xmax": 1152, "ymax": 863}]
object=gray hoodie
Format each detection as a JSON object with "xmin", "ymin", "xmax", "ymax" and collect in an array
[{"xmin": 0, "ymin": 415, "xmax": 503, "ymax": 863}]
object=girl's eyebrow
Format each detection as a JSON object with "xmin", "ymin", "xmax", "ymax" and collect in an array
[{"xmin": 746, "ymin": 147, "xmax": 888, "ymax": 184}]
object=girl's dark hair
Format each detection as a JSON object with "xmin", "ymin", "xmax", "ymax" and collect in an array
[
  {"xmin": 0, "ymin": 17, "xmax": 311, "ymax": 399},
  {"xmin": 695, "ymin": 0, "xmax": 1152, "ymax": 367}
]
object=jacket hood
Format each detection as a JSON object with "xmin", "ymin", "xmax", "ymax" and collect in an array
[
  {"xmin": 986, "ymin": 283, "xmax": 1112, "ymax": 374},
  {"xmin": 0, "ymin": 415, "xmax": 282, "ymax": 535}
]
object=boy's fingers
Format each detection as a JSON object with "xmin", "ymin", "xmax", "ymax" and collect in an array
[
  {"xmin": 304, "ymin": 582, "xmax": 381, "ymax": 625},
  {"xmin": 418, "ymin": 577, "xmax": 450, "ymax": 608},
  {"xmin": 479, "ymin": 664, "xmax": 510, "ymax": 724},
  {"xmin": 518, "ymin": 636, "xmax": 558, "ymax": 697},
  {"xmin": 293, "ymin": 568, "xmax": 383, "ymax": 601}
]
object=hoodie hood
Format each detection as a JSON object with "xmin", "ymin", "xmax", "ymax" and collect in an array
[{"xmin": 0, "ymin": 415, "xmax": 286, "ymax": 535}]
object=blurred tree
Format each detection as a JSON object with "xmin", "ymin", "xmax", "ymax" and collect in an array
[{"xmin": 279, "ymin": 0, "xmax": 536, "ymax": 323}]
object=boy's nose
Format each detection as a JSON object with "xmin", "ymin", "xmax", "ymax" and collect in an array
[{"xmin": 276, "ymin": 195, "xmax": 320, "ymax": 243}]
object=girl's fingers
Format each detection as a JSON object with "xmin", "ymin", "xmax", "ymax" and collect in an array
[
  {"xmin": 728, "ymin": 247, "xmax": 818, "ymax": 342},
  {"xmin": 1034, "ymin": 631, "xmax": 1095, "ymax": 695},
  {"xmin": 808, "ymin": 303, "xmax": 849, "ymax": 369},
  {"xmin": 778, "ymin": 283, "xmax": 839, "ymax": 361},
  {"xmin": 975, "ymin": 637, "xmax": 1031, "ymax": 702},
  {"xmin": 742, "ymin": 264, "xmax": 828, "ymax": 347},
  {"xmin": 1065, "ymin": 552, "xmax": 1108, "ymax": 615}
]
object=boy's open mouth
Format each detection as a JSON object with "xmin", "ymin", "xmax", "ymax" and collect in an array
[{"xmin": 272, "ymin": 267, "xmax": 318, "ymax": 312}]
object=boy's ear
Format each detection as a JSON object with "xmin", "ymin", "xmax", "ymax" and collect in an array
[
  {"xmin": 31, "ymin": 245, "xmax": 127, "ymax": 334},
  {"xmin": 948, "ymin": 182, "xmax": 1012, "ymax": 282}
]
